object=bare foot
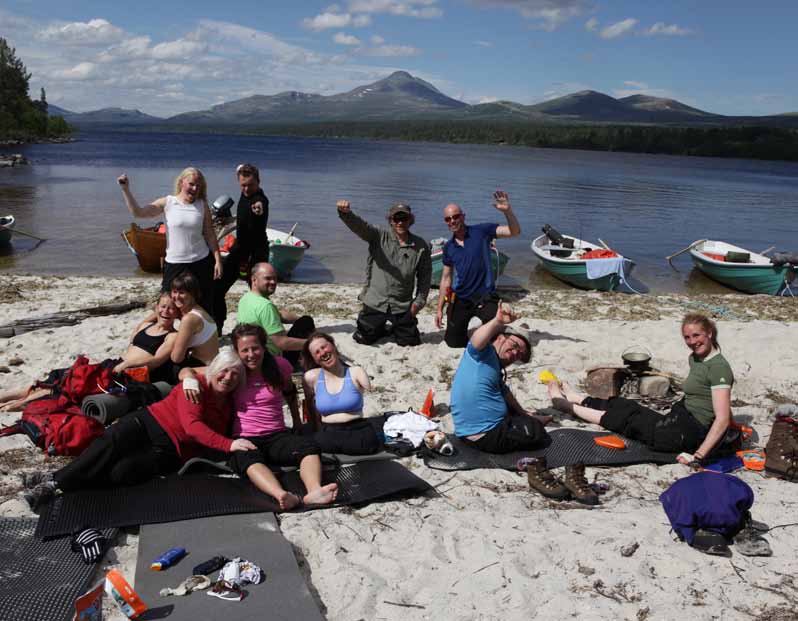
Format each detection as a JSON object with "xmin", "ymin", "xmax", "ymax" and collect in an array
[
  {"xmin": 547, "ymin": 381, "xmax": 564, "ymax": 400},
  {"xmin": 560, "ymin": 381, "xmax": 584, "ymax": 403},
  {"xmin": 276, "ymin": 490, "xmax": 301, "ymax": 510},
  {"xmin": 303, "ymin": 483, "xmax": 338, "ymax": 506}
]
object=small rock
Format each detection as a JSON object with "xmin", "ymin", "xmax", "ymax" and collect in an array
[
  {"xmin": 7, "ymin": 356, "xmax": 24, "ymax": 366},
  {"xmin": 0, "ymin": 365, "xmax": 10, "ymax": 373},
  {"xmin": 577, "ymin": 563, "xmax": 595, "ymax": 576},
  {"xmin": 621, "ymin": 542, "xmax": 640, "ymax": 557}
]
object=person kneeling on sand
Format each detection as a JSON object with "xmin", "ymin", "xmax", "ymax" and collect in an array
[
  {"xmin": 22, "ymin": 349, "xmax": 255, "ymax": 511},
  {"xmin": 449, "ymin": 302, "xmax": 598, "ymax": 504},
  {"xmin": 183, "ymin": 324, "xmax": 338, "ymax": 509}
]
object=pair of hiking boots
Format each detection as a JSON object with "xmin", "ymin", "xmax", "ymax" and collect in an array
[
  {"xmin": 526, "ymin": 458, "xmax": 599, "ymax": 505},
  {"xmin": 765, "ymin": 407, "xmax": 798, "ymax": 482}
]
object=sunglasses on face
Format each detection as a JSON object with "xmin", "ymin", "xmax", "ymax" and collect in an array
[
  {"xmin": 444, "ymin": 213, "xmax": 462, "ymax": 223},
  {"xmin": 392, "ymin": 213, "xmax": 410, "ymax": 223}
]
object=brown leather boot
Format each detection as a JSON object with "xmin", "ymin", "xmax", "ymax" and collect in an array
[
  {"xmin": 526, "ymin": 457, "xmax": 569, "ymax": 500},
  {"xmin": 563, "ymin": 463, "xmax": 600, "ymax": 505}
]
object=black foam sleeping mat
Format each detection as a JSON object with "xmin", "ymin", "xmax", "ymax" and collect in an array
[
  {"xmin": 0, "ymin": 517, "xmax": 116, "ymax": 621},
  {"xmin": 421, "ymin": 428, "xmax": 679, "ymax": 471},
  {"xmin": 36, "ymin": 460, "xmax": 432, "ymax": 539},
  {"xmin": 134, "ymin": 513, "xmax": 323, "ymax": 621}
]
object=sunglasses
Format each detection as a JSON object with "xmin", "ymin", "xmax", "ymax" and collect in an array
[
  {"xmin": 444, "ymin": 213, "xmax": 462, "ymax": 223},
  {"xmin": 392, "ymin": 213, "xmax": 410, "ymax": 223}
]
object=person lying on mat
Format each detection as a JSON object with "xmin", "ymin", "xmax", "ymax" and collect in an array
[
  {"xmin": 301, "ymin": 332, "xmax": 381, "ymax": 455},
  {"xmin": 547, "ymin": 313, "xmax": 732, "ymax": 464},
  {"xmin": 169, "ymin": 271, "xmax": 219, "ymax": 371},
  {"xmin": 450, "ymin": 301, "xmax": 551, "ymax": 454},
  {"xmin": 22, "ymin": 349, "xmax": 255, "ymax": 511},
  {"xmin": 0, "ymin": 293, "xmax": 180, "ymax": 413},
  {"xmin": 181, "ymin": 324, "xmax": 338, "ymax": 510}
]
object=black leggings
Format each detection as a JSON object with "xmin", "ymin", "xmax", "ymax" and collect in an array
[
  {"xmin": 586, "ymin": 396, "xmax": 708, "ymax": 453},
  {"xmin": 356, "ymin": 305, "xmax": 421, "ymax": 346},
  {"xmin": 445, "ymin": 293, "xmax": 499, "ymax": 348},
  {"xmin": 464, "ymin": 414, "xmax": 549, "ymax": 454},
  {"xmin": 314, "ymin": 419, "xmax": 382, "ymax": 455},
  {"xmin": 53, "ymin": 409, "xmax": 180, "ymax": 492}
]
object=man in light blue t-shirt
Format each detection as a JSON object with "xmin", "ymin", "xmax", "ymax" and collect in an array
[{"xmin": 449, "ymin": 302, "xmax": 550, "ymax": 454}]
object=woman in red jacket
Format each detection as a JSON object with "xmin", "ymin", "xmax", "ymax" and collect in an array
[{"xmin": 24, "ymin": 349, "xmax": 255, "ymax": 509}]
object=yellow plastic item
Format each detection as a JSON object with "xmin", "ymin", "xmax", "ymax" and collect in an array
[{"xmin": 538, "ymin": 369, "xmax": 560, "ymax": 384}]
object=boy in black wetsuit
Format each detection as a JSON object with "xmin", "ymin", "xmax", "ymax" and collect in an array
[{"xmin": 212, "ymin": 163, "xmax": 269, "ymax": 334}]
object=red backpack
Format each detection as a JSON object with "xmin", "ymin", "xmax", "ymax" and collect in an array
[{"xmin": 0, "ymin": 411, "xmax": 104, "ymax": 456}]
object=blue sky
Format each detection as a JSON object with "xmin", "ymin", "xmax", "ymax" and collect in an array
[{"xmin": 2, "ymin": 1, "xmax": 796, "ymax": 117}]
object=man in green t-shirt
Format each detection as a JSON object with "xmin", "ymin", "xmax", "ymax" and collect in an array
[{"xmin": 236, "ymin": 262, "xmax": 315, "ymax": 369}]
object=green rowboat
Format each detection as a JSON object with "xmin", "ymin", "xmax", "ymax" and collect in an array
[
  {"xmin": 0, "ymin": 215, "xmax": 14, "ymax": 246},
  {"xmin": 429, "ymin": 239, "xmax": 509, "ymax": 286},
  {"xmin": 688, "ymin": 240, "xmax": 795, "ymax": 295},
  {"xmin": 531, "ymin": 233, "xmax": 635, "ymax": 292},
  {"xmin": 266, "ymin": 227, "xmax": 309, "ymax": 280}
]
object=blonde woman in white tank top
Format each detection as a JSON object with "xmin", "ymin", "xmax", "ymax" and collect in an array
[{"xmin": 117, "ymin": 168, "xmax": 223, "ymax": 315}]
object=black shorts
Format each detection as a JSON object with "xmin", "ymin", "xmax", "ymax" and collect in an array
[
  {"xmin": 315, "ymin": 418, "xmax": 382, "ymax": 455},
  {"xmin": 229, "ymin": 430, "xmax": 320, "ymax": 476},
  {"xmin": 445, "ymin": 293, "xmax": 499, "ymax": 348},
  {"xmin": 463, "ymin": 414, "xmax": 549, "ymax": 454},
  {"xmin": 588, "ymin": 397, "xmax": 708, "ymax": 453}
]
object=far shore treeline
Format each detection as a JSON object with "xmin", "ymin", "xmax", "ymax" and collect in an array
[
  {"xmin": 150, "ymin": 121, "xmax": 798, "ymax": 162},
  {"xmin": 0, "ymin": 38, "xmax": 72, "ymax": 142}
]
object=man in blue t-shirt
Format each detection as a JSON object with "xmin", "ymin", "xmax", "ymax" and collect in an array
[
  {"xmin": 435, "ymin": 190, "xmax": 521, "ymax": 348},
  {"xmin": 449, "ymin": 301, "xmax": 550, "ymax": 454}
]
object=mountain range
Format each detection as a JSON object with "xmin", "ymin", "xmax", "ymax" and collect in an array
[{"xmin": 50, "ymin": 71, "xmax": 798, "ymax": 129}]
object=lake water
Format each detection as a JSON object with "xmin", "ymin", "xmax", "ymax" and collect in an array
[{"xmin": 2, "ymin": 130, "xmax": 797, "ymax": 293}]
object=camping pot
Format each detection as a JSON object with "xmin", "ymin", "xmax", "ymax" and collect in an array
[{"xmin": 621, "ymin": 345, "xmax": 652, "ymax": 373}]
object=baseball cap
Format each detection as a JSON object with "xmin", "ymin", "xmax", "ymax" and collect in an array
[{"xmin": 388, "ymin": 203, "xmax": 412, "ymax": 218}]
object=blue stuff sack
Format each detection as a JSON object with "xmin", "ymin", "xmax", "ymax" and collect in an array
[{"xmin": 659, "ymin": 472, "xmax": 754, "ymax": 545}]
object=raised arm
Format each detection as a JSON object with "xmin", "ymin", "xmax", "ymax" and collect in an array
[
  {"xmin": 117, "ymin": 175, "xmax": 166, "ymax": 218},
  {"xmin": 470, "ymin": 301, "xmax": 517, "ymax": 352},
  {"xmin": 435, "ymin": 264, "xmax": 453, "ymax": 329},
  {"xmin": 493, "ymin": 190, "xmax": 521, "ymax": 239},
  {"xmin": 202, "ymin": 202, "xmax": 223, "ymax": 280},
  {"xmin": 336, "ymin": 200, "xmax": 379, "ymax": 242}
]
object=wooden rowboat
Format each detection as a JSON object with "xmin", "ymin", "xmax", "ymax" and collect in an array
[
  {"xmin": 0, "ymin": 215, "xmax": 14, "ymax": 246},
  {"xmin": 688, "ymin": 240, "xmax": 796, "ymax": 295},
  {"xmin": 531, "ymin": 231, "xmax": 635, "ymax": 292}
]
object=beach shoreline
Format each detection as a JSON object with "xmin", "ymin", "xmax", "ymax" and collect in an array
[{"xmin": 1, "ymin": 273, "xmax": 797, "ymax": 620}]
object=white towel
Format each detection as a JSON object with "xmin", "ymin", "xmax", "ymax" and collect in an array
[{"xmin": 382, "ymin": 410, "xmax": 439, "ymax": 447}]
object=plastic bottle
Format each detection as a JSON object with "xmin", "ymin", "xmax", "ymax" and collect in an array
[{"xmin": 150, "ymin": 547, "xmax": 186, "ymax": 571}]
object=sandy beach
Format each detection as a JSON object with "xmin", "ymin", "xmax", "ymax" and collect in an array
[{"xmin": 1, "ymin": 273, "xmax": 797, "ymax": 620}]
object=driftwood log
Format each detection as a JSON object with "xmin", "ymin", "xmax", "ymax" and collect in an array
[{"xmin": 0, "ymin": 300, "xmax": 147, "ymax": 338}]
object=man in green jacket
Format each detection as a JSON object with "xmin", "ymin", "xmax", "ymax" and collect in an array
[{"xmin": 337, "ymin": 199, "xmax": 432, "ymax": 346}]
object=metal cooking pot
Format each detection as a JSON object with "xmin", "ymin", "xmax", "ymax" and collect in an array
[{"xmin": 621, "ymin": 346, "xmax": 652, "ymax": 373}]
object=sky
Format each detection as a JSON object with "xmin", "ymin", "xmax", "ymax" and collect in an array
[{"xmin": 2, "ymin": 1, "xmax": 797, "ymax": 118}]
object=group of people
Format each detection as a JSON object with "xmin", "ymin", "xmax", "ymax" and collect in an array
[{"xmin": 15, "ymin": 163, "xmax": 735, "ymax": 511}]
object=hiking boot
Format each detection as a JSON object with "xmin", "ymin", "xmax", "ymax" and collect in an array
[
  {"xmin": 526, "ymin": 457, "xmax": 569, "ymax": 500},
  {"xmin": 563, "ymin": 463, "xmax": 600, "ymax": 506},
  {"xmin": 23, "ymin": 481, "xmax": 57, "ymax": 513},
  {"xmin": 734, "ymin": 525, "xmax": 773, "ymax": 557},
  {"xmin": 691, "ymin": 529, "xmax": 732, "ymax": 557}
]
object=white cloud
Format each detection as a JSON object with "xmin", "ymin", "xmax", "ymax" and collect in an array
[
  {"xmin": 585, "ymin": 17, "xmax": 598, "ymax": 32},
  {"xmin": 645, "ymin": 22, "xmax": 693, "ymax": 36},
  {"xmin": 466, "ymin": 1, "xmax": 590, "ymax": 31},
  {"xmin": 150, "ymin": 39, "xmax": 207, "ymax": 60},
  {"xmin": 302, "ymin": 12, "xmax": 354, "ymax": 31},
  {"xmin": 353, "ymin": 14, "xmax": 373, "ymax": 26},
  {"xmin": 366, "ymin": 44, "xmax": 420, "ymax": 56},
  {"xmin": 370, "ymin": 35, "xmax": 385, "ymax": 44},
  {"xmin": 51, "ymin": 62, "xmax": 97, "ymax": 80},
  {"xmin": 38, "ymin": 18, "xmax": 124, "ymax": 45},
  {"xmin": 600, "ymin": 18, "xmax": 638, "ymax": 39},
  {"xmin": 346, "ymin": 0, "xmax": 442, "ymax": 18},
  {"xmin": 334, "ymin": 32, "xmax": 361, "ymax": 45},
  {"xmin": 623, "ymin": 80, "xmax": 648, "ymax": 90},
  {"xmin": 475, "ymin": 40, "xmax": 493, "ymax": 47},
  {"xmin": 478, "ymin": 96, "xmax": 499, "ymax": 103}
]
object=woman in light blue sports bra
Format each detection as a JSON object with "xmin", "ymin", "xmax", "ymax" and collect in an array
[{"xmin": 301, "ymin": 332, "xmax": 381, "ymax": 455}]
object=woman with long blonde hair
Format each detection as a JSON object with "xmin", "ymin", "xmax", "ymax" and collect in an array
[{"xmin": 118, "ymin": 167, "xmax": 222, "ymax": 314}]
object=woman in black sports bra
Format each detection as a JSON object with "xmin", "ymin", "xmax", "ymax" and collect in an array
[{"xmin": 113, "ymin": 292, "xmax": 179, "ymax": 382}]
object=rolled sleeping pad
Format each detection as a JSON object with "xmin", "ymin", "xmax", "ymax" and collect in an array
[{"xmin": 81, "ymin": 382, "xmax": 172, "ymax": 425}]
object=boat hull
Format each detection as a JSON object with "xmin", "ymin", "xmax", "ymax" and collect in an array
[
  {"xmin": 266, "ymin": 228, "xmax": 307, "ymax": 280},
  {"xmin": 536, "ymin": 257, "xmax": 622, "ymax": 291},
  {"xmin": 0, "ymin": 215, "xmax": 15, "ymax": 246},
  {"xmin": 688, "ymin": 240, "xmax": 793, "ymax": 295},
  {"xmin": 430, "ymin": 250, "xmax": 509, "ymax": 286}
]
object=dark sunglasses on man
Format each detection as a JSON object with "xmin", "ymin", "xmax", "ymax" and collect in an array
[
  {"xmin": 392, "ymin": 213, "xmax": 410, "ymax": 223},
  {"xmin": 444, "ymin": 213, "xmax": 462, "ymax": 223}
]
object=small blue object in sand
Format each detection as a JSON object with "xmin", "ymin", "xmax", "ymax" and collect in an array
[
  {"xmin": 150, "ymin": 547, "xmax": 187, "ymax": 570},
  {"xmin": 703, "ymin": 455, "xmax": 744, "ymax": 473}
]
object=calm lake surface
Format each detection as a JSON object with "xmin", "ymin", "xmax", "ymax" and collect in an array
[{"xmin": 2, "ymin": 130, "xmax": 797, "ymax": 293}]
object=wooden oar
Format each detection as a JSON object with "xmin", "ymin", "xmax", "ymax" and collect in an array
[
  {"xmin": 666, "ymin": 239, "xmax": 707, "ymax": 270},
  {"xmin": 8, "ymin": 228, "xmax": 47, "ymax": 242},
  {"xmin": 760, "ymin": 246, "xmax": 775, "ymax": 256},
  {"xmin": 597, "ymin": 238, "xmax": 611, "ymax": 250},
  {"xmin": 287, "ymin": 222, "xmax": 299, "ymax": 239}
]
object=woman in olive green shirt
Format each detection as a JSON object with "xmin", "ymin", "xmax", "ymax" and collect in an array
[{"xmin": 548, "ymin": 313, "xmax": 732, "ymax": 464}]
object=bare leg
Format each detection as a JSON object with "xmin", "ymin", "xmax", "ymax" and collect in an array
[
  {"xmin": 298, "ymin": 455, "xmax": 338, "ymax": 505},
  {"xmin": 547, "ymin": 381, "xmax": 604, "ymax": 424},
  {"xmin": 245, "ymin": 463, "xmax": 300, "ymax": 510},
  {"xmin": 0, "ymin": 385, "xmax": 47, "ymax": 411},
  {"xmin": 570, "ymin": 404, "xmax": 606, "ymax": 425}
]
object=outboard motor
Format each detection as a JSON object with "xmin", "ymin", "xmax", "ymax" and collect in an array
[
  {"xmin": 542, "ymin": 224, "xmax": 574, "ymax": 248},
  {"xmin": 211, "ymin": 195, "xmax": 234, "ymax": 220}
]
